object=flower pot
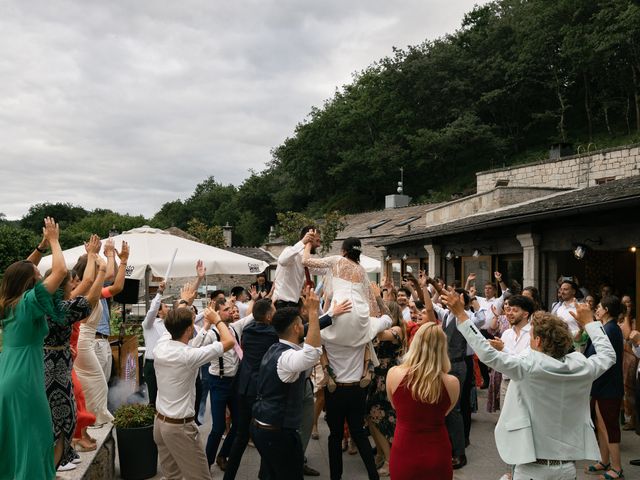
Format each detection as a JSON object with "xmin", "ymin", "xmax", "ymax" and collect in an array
[{"xmin": 116, "ymin": 424, "xmax": 157, "ymax": 480}]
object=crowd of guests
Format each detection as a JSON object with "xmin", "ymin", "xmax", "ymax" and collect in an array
[{"xmin": 0, "ymin": 219, "xmax": 638, "ymax": 480}]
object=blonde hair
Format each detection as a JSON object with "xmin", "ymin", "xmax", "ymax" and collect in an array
[{"xmin": 400, "ymin": 323, "xmax": 450, "ymax": 404}]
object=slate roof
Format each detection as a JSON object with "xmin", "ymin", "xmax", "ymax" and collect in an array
[
  {"xmin": 225, "ymin": 246, "xmax": 278, "ymax": 265},
  {"xmin": 327, "ymin": 202, "xmax": 444, "ymax": 257},
  {"xmin": 377, "ymin": 175, "xmax": 640, "ymax": 246}
]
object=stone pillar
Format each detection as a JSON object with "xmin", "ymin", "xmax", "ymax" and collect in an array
[
  {"xmin": 424, "ymin": 244, "xmax": 442, "ymax": 279},
  {"xmin": 379, "ymin": 247, "xmax": 388, "ymax": 279},
  {"xmin": 516, "ymin": 233, "xmax": 541, "ymax": 288},
  {"xmin": 222, "ymin": 222, "xmax": 233, "ymax": 247}
]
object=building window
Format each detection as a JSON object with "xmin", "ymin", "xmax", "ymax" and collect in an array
[{"xmin": 595, "ymin": 176, "xmax": 616, "ymax": 185}]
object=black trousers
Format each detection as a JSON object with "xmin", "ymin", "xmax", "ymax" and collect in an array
[
  {"xmin": 460, "ymin": 355, "xmax": 474, "ymax": 443},
  {"xmin": 251, "ymin": 424, "xmax": 303, "ymax": 480},
  {"xmin": 325, "ymin": 385, "xmax": 379, "ymax": 480},
  {"xmin": 143, "ymin": 359, "xmax": 157, "ymax": 406},
  {"xmin": 445, "ymin": 360, "xmax": 467, "ymax": 457},
  {"xmin": 224, "ymin": 394, "xmax": 257, "ymax": 480},
  {"xmin": 478, "ymin": 330, "xmax": 493, "ymax": 387}
]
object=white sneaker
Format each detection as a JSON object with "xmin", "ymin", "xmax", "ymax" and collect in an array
[
  {"xmin": 71, "ymin": 457, "xmax": 82, "ymax": 465},
  {"xmin": 57, "ymin": 462, "xmax": 77, "ymax": 472}
]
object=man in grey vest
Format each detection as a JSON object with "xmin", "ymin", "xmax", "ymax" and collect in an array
[
  {"xmin": 433, "ymin": 287, "xmax": 485, "ymax": 470},
  {"xmin": 251, "ymin": 292, "xmax": 322, "ymax": 480}
]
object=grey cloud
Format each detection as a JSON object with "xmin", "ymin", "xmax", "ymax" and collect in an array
[{"xmin": 0, "ymin": 0, "xmax": 486, "ymax": 219}]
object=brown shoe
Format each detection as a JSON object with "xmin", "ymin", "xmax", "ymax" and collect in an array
[
  {"xmin": 216, "ymin": 454, "xmax": 228, "ymax": 471},
  {"xmin": 303, "ymin": 464, "xmax": 320, "ymax": 476}
]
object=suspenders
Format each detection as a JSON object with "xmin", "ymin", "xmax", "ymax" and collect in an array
[{"xmin": 212, "ymin": 325, "xmax": 239, "ymax": 377}]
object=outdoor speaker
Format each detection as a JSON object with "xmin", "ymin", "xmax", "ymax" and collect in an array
[{"xmin": 113, "ymin": 278, "xmax": 140, "ymax": 305}]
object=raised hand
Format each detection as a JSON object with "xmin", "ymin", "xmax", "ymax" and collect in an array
[
  {"xmin": 629, "ymin": 330, "xmax": 640, "ymax": 346},
  {"xmin": 440, "ymin": 288, "xmax": 466, "ymax": 318},
  {"xmin": 494, "ymin": 271, "xmax": 503, "ymax": 281},
  {"xmin": 418, "ymin": 270, "xmax": 429, "ymax": 288},
  {"xmin": 116, "ymin": 241, "xmax": 130, "ymax": 262},
  {"xmin": 370, "ymin": 282, "xmax": 382, "ymax": 298},
  {"xmin": 491, "ymin": 304, "xmax": 501, "ymax": 318},
  {"xmin": 103, "ymin": 238, "xmax": 115, "ymax": 257},
  {"xmin": 84, "ymin": 234, "xmax": 101, "ymax": 255},
  {"xmin": 302, "ymin": 288, "xmax": 320, "ymax": 313},
  {"xmin": 204, "ymin": 307, "xmax": 221, "ymax": 329},
  {"xmin": 180, "ymin": 282, "xmax": 197, "ymax": 305},
  {"xmin": 158, "ymin": 280, "xmax": 166, "ymax": 294},
  {"xmin": 42, "ymin": 217, "xmax": 60, "ymax": 243},
  {"xmin": 569, "ymin": 303, "xmax": 594, "ymax": 328},
  {"xmin": 249, "ymin": 285, "xmax": 259, "ymax": 301},
  {"xmin": 467, "ymin": 273, "xmax": 477, "ymax": 282},
  {"xmin": 196, "ymin": 259, "xmax": 206, "ymax": 278}
]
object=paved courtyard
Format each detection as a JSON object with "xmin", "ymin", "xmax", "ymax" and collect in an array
[{"xmin": 114, "ymin": 389, "xmax": 640, "ymax": 480}]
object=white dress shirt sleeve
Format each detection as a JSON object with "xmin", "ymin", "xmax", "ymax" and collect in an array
[
  {"xmin": 277, "ymin": 241, "xmax": 305, "ymax": 266},
  {"xmin": 276, "ymin": 343, "xmax": 322, "ymax": 383},
  {"xmin": 142, "ymin": 293, "xmax": 162, "ymax": 330},
  {"xmin": 231, "ymin": 314, "xmax": 255, "ymax": 339},
  {"xmin": 189, "ymin": 327, "xmax": 216, "ymax": 347},
  {"xmin": 433, "ymin": 303, "xmax": 448, "ymax": 323},
  {"xmin": 185, "ymin": 342, "xmax": 225, "ymax": 370},
  {"xmin": 372, "ymin": 314, "xmax": 392, "ymax": 336},
  {"xmin": 471, "ymin": 309, "xmax": 486, "ymax": 328}
]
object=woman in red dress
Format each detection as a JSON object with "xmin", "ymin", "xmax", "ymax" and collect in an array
[{"xmin": 386, "ymin": 322, "xmax": 460, "ymax": 480}]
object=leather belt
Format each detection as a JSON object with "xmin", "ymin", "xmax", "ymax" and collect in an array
[
  {"xmin": 335, "ymin": 382, "xmax": 361, "ymax": 387},
  {"xmin": 156, "ymin": 413, "xmax": 195, "ymax": 424},
  {"xmin": 95, "ymin": 333, "xmax": 109, "ymax": 340},
  {"xmin": 253, "ymin": 419, "xmax": 280, "ymax": 431},
  {"xmin": 534, "ymin": 459, "xmax": 574, "ymax": 466}
]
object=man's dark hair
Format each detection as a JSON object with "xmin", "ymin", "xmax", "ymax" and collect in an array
[
  {"xmin": 455, "ymin": 288, "xmax": 471, "ymax": 308},
  {"xmin": 209, "ymin": 289, "xmax": 225, "ymax": 299},
  {"xmin": 299, "ymin": 225, "xmax": 318, "ymax": 240},
  {"xmin": 414, "ymin": 300, "xmax": 425, "ymax": 310},
  {"xmin": 231, "ymin": 286, "xmax": 245, "ymax": 297},
  {"xmin": 507, "ymin": 295, "xmax": 535, "ymax": 316},
  {"xmin": 253, "ymin": 298, "xmax": 273, "ymax": 323},
  {"xmin": 560, "ymin": 280, "xmax": 578, "ymax": 293},
  {"xmin": 341, "ymin": 237, "xmax": 362, "ymax": 263},
  {"xmin": 601, "ymin": 295, "xmax": 622, "ymax": 319},
  {"xmin": 522, "ymin": 286, "xmax": 543, "ymax": 311},
  {"xmin": 271, "ymin": 307, "xmax": 300, "ymax": 335},
  {"xmin": 165, "ymin": 308, "xmax": 193, "ymax": 340},
  {"xmin": 397, "ymin": 287, "xmax": 412, "ymax": 297},
  {"xmin": 214, "ymin": 298, "xmax": 227, "ymax": 311}
]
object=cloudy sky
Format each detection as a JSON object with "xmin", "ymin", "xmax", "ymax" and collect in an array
[{"xmin": 0, "ymin": 0, "xmax": 486, "ymax": 220}]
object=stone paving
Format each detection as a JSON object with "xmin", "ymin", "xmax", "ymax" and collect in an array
[{"xmin": 114, "ymin": 389, "xmax": 640, "ymax": 480}]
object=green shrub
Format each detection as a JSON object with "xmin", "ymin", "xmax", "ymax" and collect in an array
[{"xmin": 113, "ymin": 403, "xmax": 156, "ymax": 429}]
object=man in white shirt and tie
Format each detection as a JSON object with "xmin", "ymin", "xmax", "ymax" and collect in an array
[
  {"xmin": 153, "ymin": 306, "xmax": 234, "ymax": 480},
  {"xmin": 272, "ymin": 226, "xmax": 324, "ymax": 309}
]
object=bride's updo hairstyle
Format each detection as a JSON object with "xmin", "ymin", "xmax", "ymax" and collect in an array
[{"xmin": 342, "ymin": 237, "xmax": 362, "ymax": 263}]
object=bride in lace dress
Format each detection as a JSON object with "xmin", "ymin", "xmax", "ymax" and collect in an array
[{"xmin": 302, "ymin": 236, "xmax": 381, "ymax": 347}]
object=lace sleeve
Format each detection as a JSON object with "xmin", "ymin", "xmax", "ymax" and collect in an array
[
  {"xmin": 302, "ymin": 255, "xmax": 339, "ymax": 270},
  {"xmin": 364, "ymin": 273, "xmax": 381, "ymax": 317}
]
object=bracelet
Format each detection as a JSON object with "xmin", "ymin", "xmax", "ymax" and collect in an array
[
  {"xmin": 35, "ymin": 246, "xmax": 47, "ymax": 253},
  {"xmin": 214, "ymin": 320, "xmax": 223, "ymax": 327}
]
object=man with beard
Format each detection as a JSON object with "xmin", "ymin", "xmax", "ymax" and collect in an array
[
  {"xmin": 487, "ymin": 295, "xmax": 535, "ymax": 414},
  {"xmin": 251, "ymin": 292, "xmax": 323, "ymax": 479},
  {"xmin": 551, "ymin": 280, "xmax": 581, "ymax": 339}
]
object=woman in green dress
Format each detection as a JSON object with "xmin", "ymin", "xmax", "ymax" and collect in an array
[{"xmin": 0, "ymin": 217, "xmax": 68, "ymax": 480}]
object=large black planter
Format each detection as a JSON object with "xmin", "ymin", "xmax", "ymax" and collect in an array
[{"xmin": 116, "ymin": 424, "xmax": 158, "ymax": 480}]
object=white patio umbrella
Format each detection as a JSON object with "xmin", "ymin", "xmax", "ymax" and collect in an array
[
  {"xmin": 360, "ymin": 254, "xmax": 381, "ymax": 274},
  {"xmin": 37, "ymin": 226, "xmax": 269, "ymax": 279}
]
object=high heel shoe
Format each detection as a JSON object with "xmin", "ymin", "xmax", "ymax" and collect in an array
[{"xmin": 377, "ymin": 461, "xmax": 390, "ymax": 477}]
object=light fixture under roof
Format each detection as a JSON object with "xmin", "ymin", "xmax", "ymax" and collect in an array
[
  {"xmin": 573, "ymin": 244, "xmax": 586, "ymax": 260},
  {"xmin": 445, "ymin": 251, "xmax": 454, "ymax": 261}
]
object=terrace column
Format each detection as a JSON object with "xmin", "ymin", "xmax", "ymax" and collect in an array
[
  {"xmin": 516, "ymin": 233, "xmax": 541, "ymax": 288},
  {"xmin": 424, "ymin": 243, "xmax": 442, "ymax": 279}
]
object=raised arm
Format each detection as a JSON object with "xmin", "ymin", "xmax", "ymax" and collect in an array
[
  {"xmin": 41, "ymin": 218, "xmax": 68, "ymax": 294},
  {"xmin": 71, "ymin": 235, "xmax": 101, "ymax": 298},
  {"xmin": 85, "ymin": 255, "xmax": 108, "ymax": 306},
  {"xmin": 464, "ymin": 273, "xmax": 476, "ymax": 292},
  {"xmin": 192, "ymin": 260, "xmax": 206, "ymax": 292},
  {"xmin": 142, "ymin": 281, "xmax": 165, "ymax": 329},
  {"xmin": 103, "ymin": 238, "xmax": 117, "ymax": 283},
  {"xmin": 302, "ymin": 241, "xmax": 336, "ymax": 270},
  {"xmin": 26, "ymin": 232, "xmax": 49, "ymax": 265},
  {"xmin": 570, "ymin": 304, "xmax": 616, "ymax": 378},
  {"xmin": 419, "ymin": 271, "xmax": 437, "ymax": 324},
  {"xmin": 105, "ymin": 241, "xmax": 129, "ymax": 296}
]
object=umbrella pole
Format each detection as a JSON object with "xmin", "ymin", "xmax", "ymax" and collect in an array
[{"xmin": 144, "ymin": 266, "xmax": 151, "ymax": 313}]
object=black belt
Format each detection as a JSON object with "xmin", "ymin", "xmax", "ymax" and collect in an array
[
  {"xmin": 95, "ymin": 333, "xmax": 109, "ymax": 340},
  {"xmin": 274, "ymin": 300, "xmax": 299, "ymax": 309},
  {"xmin": 534, "ymin": 459, "xmax": 574, "ymax": 466}
]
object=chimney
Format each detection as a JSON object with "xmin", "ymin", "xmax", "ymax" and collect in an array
[
  {"xmin": 385, "ymin": 194, "xmax": 411, "ymax": 209},
  {"xmin": 223, "ymin": 222, "xmax": 233, "ymax": 247}
]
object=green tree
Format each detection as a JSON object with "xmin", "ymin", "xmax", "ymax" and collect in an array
[
  {"xmin": 186, "ymin": 219, "xmax": 225, "ymax": 248},
  {"xmin": 0, "ymin": 225, "xmax": 38, "ymax": 273},
  {"xmin": 275, "ymin": 211, "xmax": 346, "ymax": 253},
  {"xmin": 20, "ymin": 203, "xmax": 88, "ymax": 233}
]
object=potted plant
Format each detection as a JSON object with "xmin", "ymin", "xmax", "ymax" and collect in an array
[{"xmin": 114, "ymin": 403, "xmax": 157, "ymax": 480}]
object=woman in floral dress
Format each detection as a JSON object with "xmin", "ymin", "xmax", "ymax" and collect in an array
[{"xmin": 367, "ymin": 301, "xmax": 406, "ymax": 477}]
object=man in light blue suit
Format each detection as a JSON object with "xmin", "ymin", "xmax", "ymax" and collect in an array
[{"xmin": 441, "ymin": 290, "xmax": 616, "ymax": 480}]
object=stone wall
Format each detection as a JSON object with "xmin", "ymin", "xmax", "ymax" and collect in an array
[
  {"xmin": 476, "ymin": 144, "xmax": 640, "ymax": 193},
  {"xmin": 424, "ymin": 186, "xmax": 566, "ymax": 226}
]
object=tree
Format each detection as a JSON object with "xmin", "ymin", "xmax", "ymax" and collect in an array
[
  {"xmin": 20, "ymin": 203, "xmax": 88, "ymax": 233},
  {"xmin": 275, "ymin": 211, "xmax": 346, "ymax": 253},
  {"xmin": 186, "ymin": 219, "xmax": 225, "ymax": 248},
  {"xmin": 0, "ymin": 225, "xmax": 38, "ymax": 273}
]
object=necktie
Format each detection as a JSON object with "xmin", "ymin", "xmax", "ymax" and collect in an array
[{"xmin": 233, "ymin": 339, "xmax": 243, "ymax": 360}]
